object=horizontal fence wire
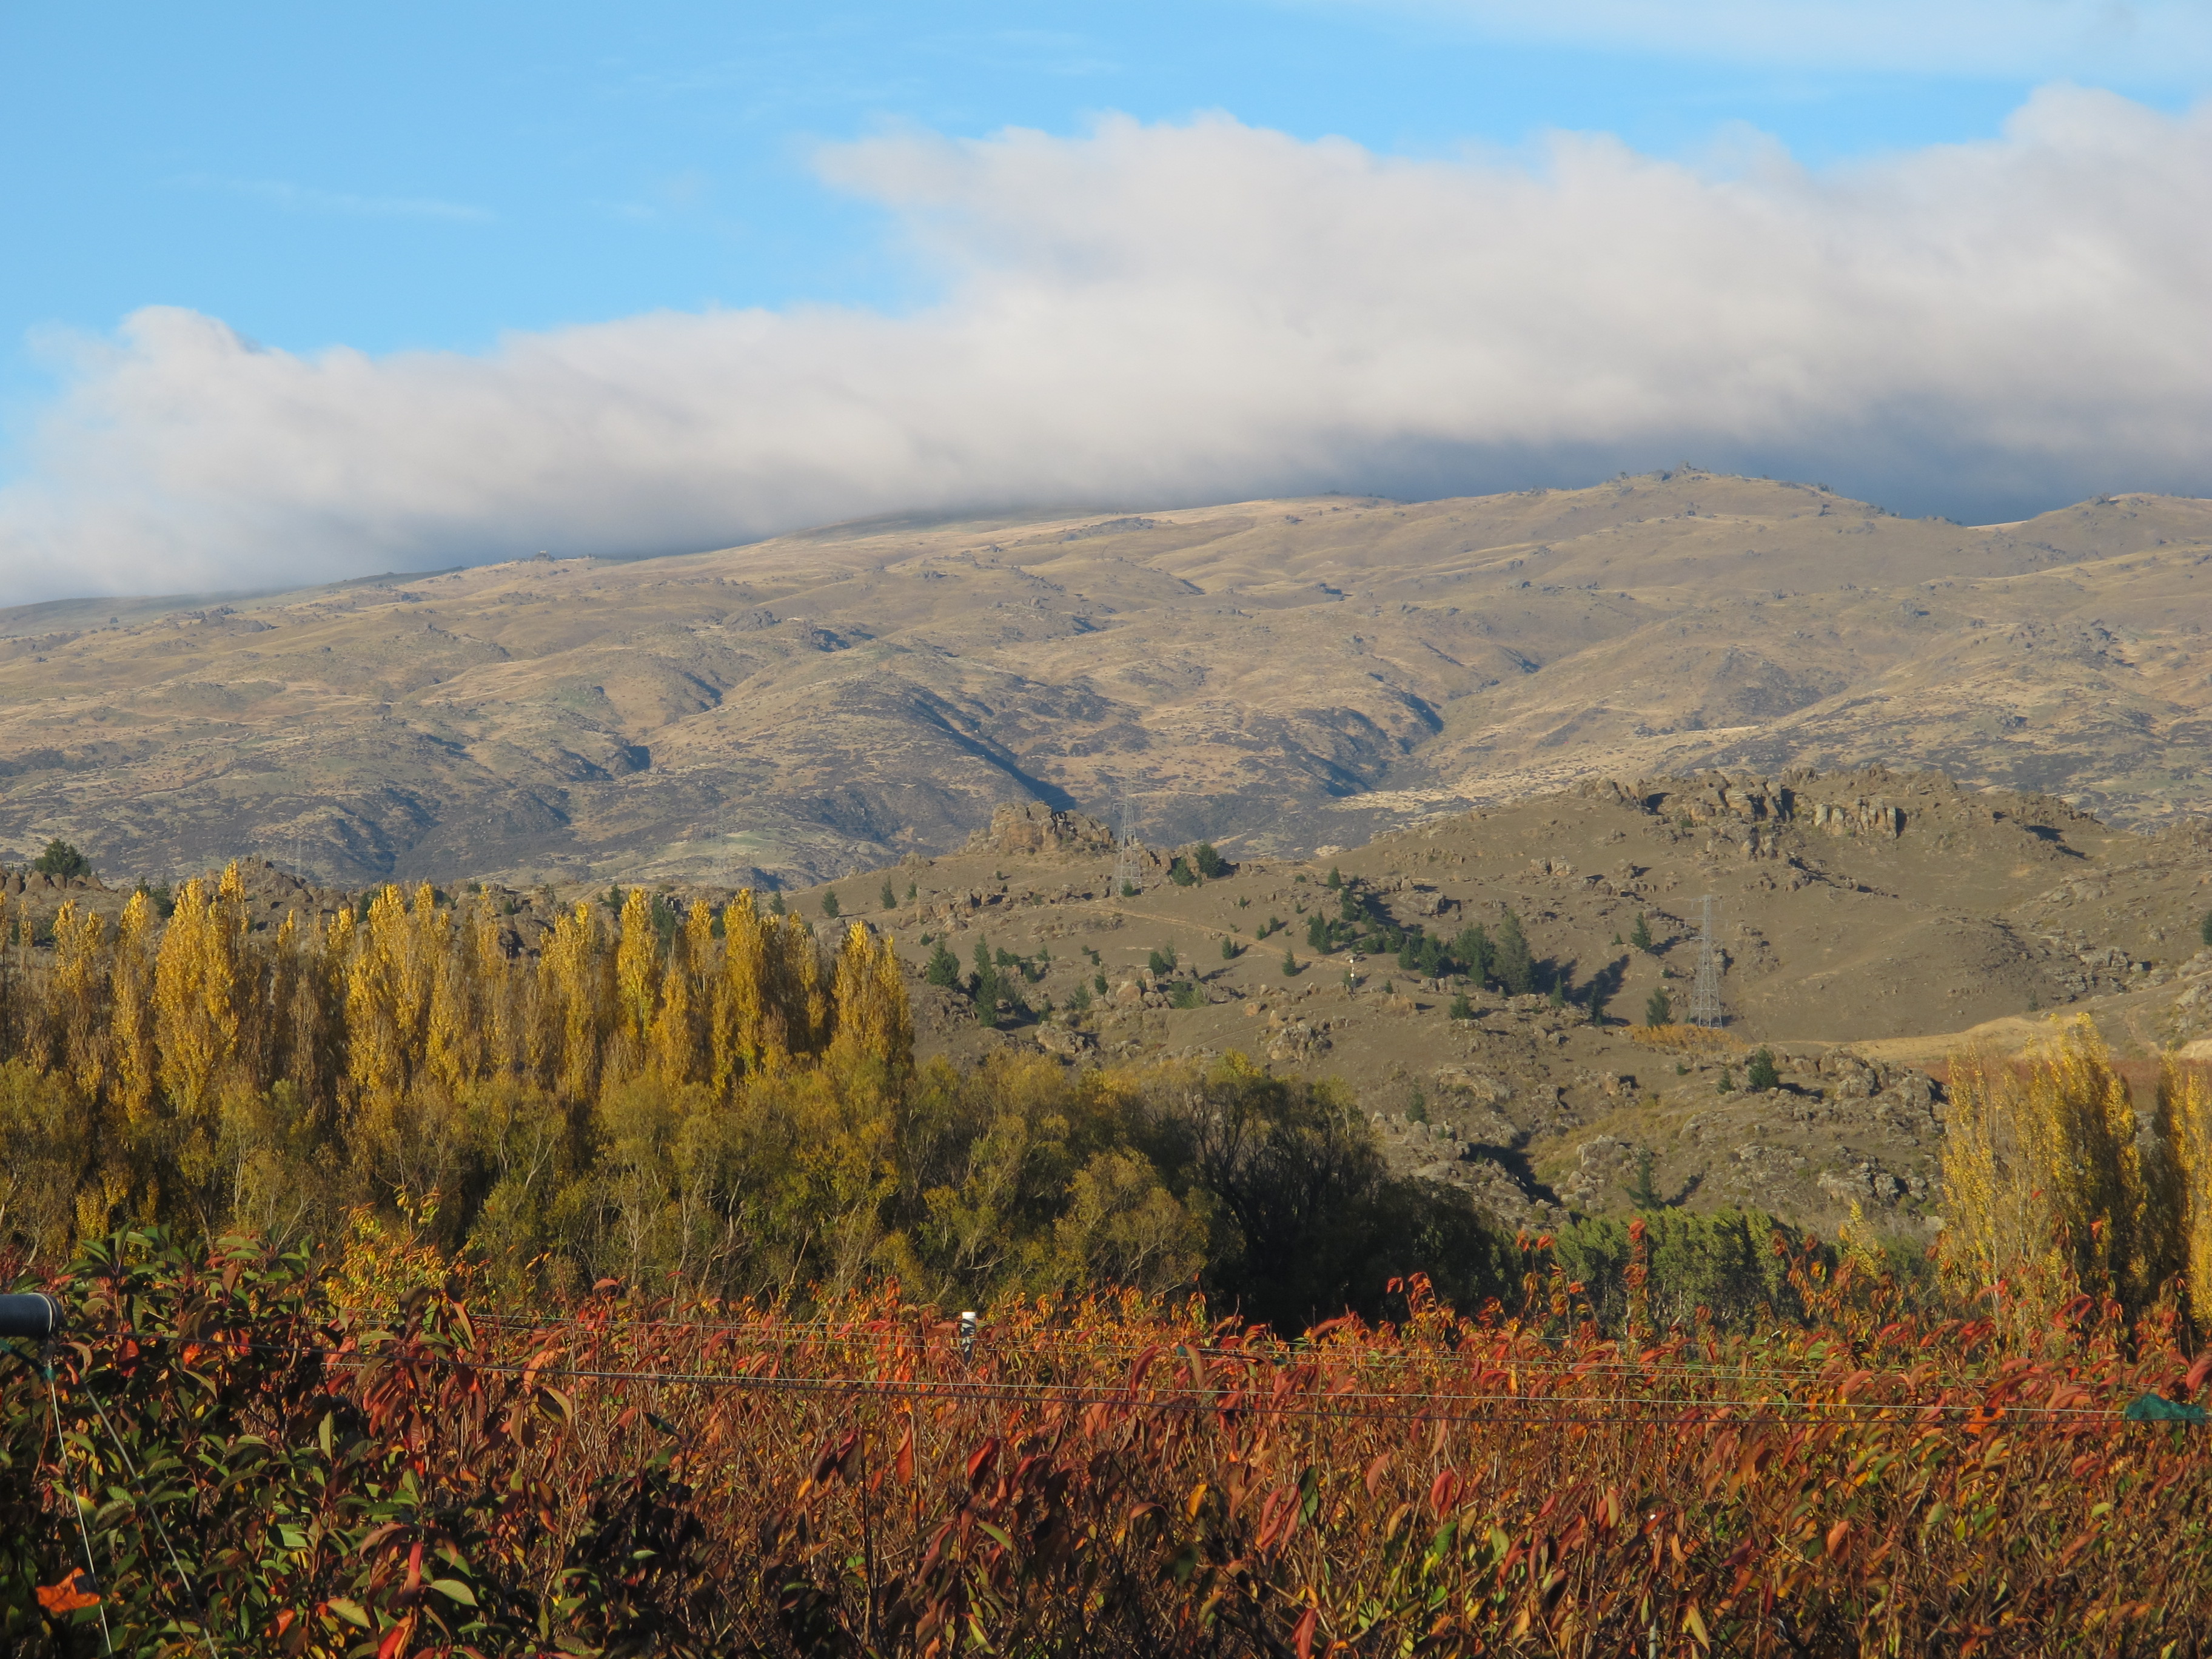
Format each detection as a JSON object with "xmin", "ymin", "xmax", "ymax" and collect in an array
[{"xmin": 17, "ymin": 1326, "xmax": 2134, "ymax": 1427}]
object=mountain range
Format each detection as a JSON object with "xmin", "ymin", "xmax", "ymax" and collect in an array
[{"xmin": 2, "ymin": 468, "xmax": 2207, "ymax": 887}]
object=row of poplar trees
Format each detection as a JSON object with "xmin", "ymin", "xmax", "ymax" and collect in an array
[
  {"xmin": 0, "ymin": 866, "xmax": 921, "ymax": 1298},
  {"xmin": 1940, "ymin": 1018, "xmax": 2212, "ymax": 1328}
]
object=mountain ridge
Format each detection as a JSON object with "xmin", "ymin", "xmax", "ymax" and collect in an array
[{"xmin": 1, "ymin": 469, "xmax": 2207, "ymax": 886}]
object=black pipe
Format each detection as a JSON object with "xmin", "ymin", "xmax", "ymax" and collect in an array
[{"xmin": 0, "ymin": 1293, "xmax": 62, "ymax": 1340}]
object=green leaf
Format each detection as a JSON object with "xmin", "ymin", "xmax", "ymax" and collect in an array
[
  {"xmin": 326, "ymin": 1597, "xmax": 372, "ymax": 1628},
  {"xmin": 427, "ymin": 1578, "xmax": 480, "ymax": 1607}
]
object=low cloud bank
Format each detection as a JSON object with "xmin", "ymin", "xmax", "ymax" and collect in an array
[{"xmin": 5, "ymin": 85, "xmax": 2210, "ymax": 602}]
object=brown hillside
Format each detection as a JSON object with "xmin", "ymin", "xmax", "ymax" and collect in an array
[{"xmin": 0, "ymin": 471, "xmax": 2208, "ymax": 886}]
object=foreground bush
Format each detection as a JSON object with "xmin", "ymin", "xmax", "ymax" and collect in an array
[{"xmin": 8, "ymin": 1228, "xmax": 2212, "ymax": 1656}]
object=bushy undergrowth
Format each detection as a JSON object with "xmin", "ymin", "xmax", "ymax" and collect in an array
[{"xmin": 7, "ymin": 1228, "xmax": 2212, "ymax": 1657}]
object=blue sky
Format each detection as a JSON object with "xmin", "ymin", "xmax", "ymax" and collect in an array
[{"xmin": 3, "ymin": 2, "xmax": 2210, "ymax": 598}]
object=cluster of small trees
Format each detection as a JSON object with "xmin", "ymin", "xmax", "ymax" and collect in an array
[
  {"xmin": 0, "ymin": 866, "xmax": 1530, "ymax": 1328},
  {"xmin": 1302, "ymin": 879, "xmax": 1539, "ymax": 994}
]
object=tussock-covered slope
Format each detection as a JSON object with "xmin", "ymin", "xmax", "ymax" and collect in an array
[{"xmin": 0, "ymin": 471, "xmax": 2207, "ymax": 886}]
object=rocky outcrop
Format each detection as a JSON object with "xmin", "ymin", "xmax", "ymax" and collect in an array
[{"xmin": 965, "ymin": 803, "xmax": 1118, "ymax": 859}]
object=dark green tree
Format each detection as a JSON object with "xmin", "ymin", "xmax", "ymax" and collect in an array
[
  {"xmin": 924, "ymin": 942, "xmax": 962, "ymax": 987},
  {"xmin": 1629, "ymin": 913, "xmax": 1654, "ymax": 953},
  {"xmin": 1194, "ymin": 842, "xmax": 1227, "ymax": 879},
  {"xmin": 1220, "ymin": 937, "xmax": 1240, "ymax": 960},
  {"xmin": 1644, "ymin": 986, "xmax": 1673, "ymax": 1027},
  {"xmin": 880, "ymin": 879, "xmax": 897, "ymax": 910},
  {"xmin": 1746, "ymin": 1047, "xmax": 1781, "ymax": 1091},
  {"xmin": 32, "ymin": 838, "xmax": 89, "ymax": 879},
  {"xmin": 1281, "ymin": 949, "xmax": 1299, "ymax": 977},
  {"xmin": 1493, "ymin": 911, "xmax": 1535, "ymax": 996},
  {"xmin": 1147, "ymin": 945, "xmax": 1178, "ymax": 975},
  {"xmin": 1449, "ymin": 991, "xmax": 1474, "ymax": 1020},
  {"xmin": 972, "ymin": 937, "xmax": 1000, "ymax": 1027},
  {"xmin": 821, "ymin": 888, "xmax": 840, "ymax": 919},
  {"xmin": 1324, "ymin": 866, "xmax": 1342, "ymax": 890},
  {"xmin": 1168, "ymin": 857, "xmax": 1197, "ymax": 887},
  {"xmin": 1625, "ymin": 1146, "xmax": 1663, "ymax": 1209},
  {"xmin": 1452, "ymin": 923, "xmax": 1493, "ymax": 982}
]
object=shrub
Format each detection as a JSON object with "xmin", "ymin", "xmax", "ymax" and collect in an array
[
  {"xmin": 1194, "ymin": 842, "xmax": 1227, "ymax": 879},
  {"xmin": 1093, "ymin": 971, "xmax": 1108, "ymax": 994},
  {"xmin": 1119, "ymin": 880, "xmax": 1138, "ymax": 898},
  {"xmin": 1220, "ymin": 937, "xmax": 1239, "ymax": 960},
  {"xmin": 1449, "ymin": 992, "xmax": 1473, "ymax": 1020},
  {"xmin": 1168, "ymin": 857, "xmax": 1197, "ymax": 887},
  {"xmin": 1168, "ymin": 980, "xmax": 1206, "ymax": 1010},
  {"xmin": 1147, "ymin": 945, "xmax": 1178, "ymax": 976},
  {"xmin": 31, "ymin": 838, "xmax": 89, "ymax": 879},
  {"xmin": 1746, "ymin": 1047, "xmax": 1781, "ymax": 1091}
]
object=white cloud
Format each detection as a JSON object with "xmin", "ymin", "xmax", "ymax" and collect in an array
[
  {"xmin": 5, "ymin": 85, "xmax": 2212, "ymax": 602},
  {"xmin": 1350, "ymin": 1, "xmax": 2212, "ymax": 80}
]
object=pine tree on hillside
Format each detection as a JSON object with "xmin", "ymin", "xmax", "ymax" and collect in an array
[{"xmin": 1493, "ymin": 911, "xmax": 1535, "ymax": 996}]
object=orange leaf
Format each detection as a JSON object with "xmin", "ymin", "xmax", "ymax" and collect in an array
[
  {"xmin": 1429, "ymin": 1467, "xmax": 1461, "ymax": 1515},
  {"xmin": 36, "ymin": 1574, "xmax": 99, "ymax": 1615},
  {"xmin": 1825, "ymin": 1519, "xmax": 1851, "ymax": 1559},
  {"xmin": 1293, "ymin": 1606, "xmax": 1320, "ymax": 1659}
]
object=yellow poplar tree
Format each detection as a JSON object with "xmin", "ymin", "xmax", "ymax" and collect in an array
[
  {"xmin": 717, "ymin": 891, "xmax": 773, "ymax": 1090},
  {"xmin": 2162, "ymin": 1059, "xmax": 2212, "ymax": 1319},
  {"xmin": 49, "ymin": 900, "xmax": 109, "ymax": 1099},
  {"xmin": 544, "ymin": 899, "xmax": 604, "ymax": 1101},
  {"xmin": 152, "ymin": 876, "xmax": 241, "ymax": 1121},
  {"xmin": 827, "ymin": 921, "xmax": 914, "ymax": 1082},
  {"xmin": 109, "ymin": 891, "xmax": 158, "ymax": 1127},
  {"xmin": 614, "ymin": 888, "xmax": 662, "ymax": 1079}
]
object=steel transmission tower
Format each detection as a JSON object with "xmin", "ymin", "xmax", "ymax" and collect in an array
[
  {"xmin": 1111, "ymin": 788, "xmax": 1143, "ymax": 896},
  {"xmin": 1688, "ymin": 894, "xmax": 1724, "ymax": 1028}
]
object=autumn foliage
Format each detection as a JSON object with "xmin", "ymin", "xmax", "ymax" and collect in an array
[{"xmin": 7, "ymin": 1226, "xmax": 2212, "ymax": 1657}]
